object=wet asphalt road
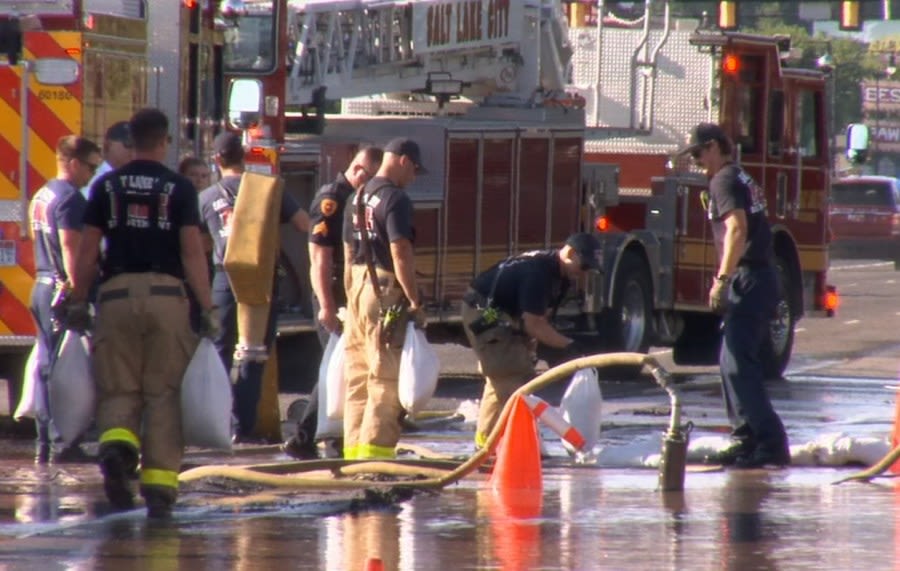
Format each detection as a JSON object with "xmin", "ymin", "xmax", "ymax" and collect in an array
[{"xmin": 2, "ymin": 259, "xmax": 900, "ymax": 570}]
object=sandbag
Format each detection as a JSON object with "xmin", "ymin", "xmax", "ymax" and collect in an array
[
  {"xmin": 325, "ymin": 332, "xmax": 347, "ymax": 420},
  {"xmin": 398, "ymin": 323, "xmax": 439, "ymax": 415},
  {"xmin": 181, "ymin": 338, "xmax": 233, "ymax": 451},
  {"xmin": 48, "ymin": 332, "xmax": 95, "ymax": 446},
  {"xmin": 13, "ymin": 341, "xmax": 46, "ymax": 421},
  {"xmin": 560, "ymin": 367, "xmax": 603, "ymax": 455},
  {"xmin": 316, "ymin": 333, "xmax": 342, "ymax": 438}
]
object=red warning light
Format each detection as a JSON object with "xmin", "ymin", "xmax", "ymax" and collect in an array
[
  {"xmin": 595, "ymin": 215, "xmax": 609, "ymax": 232},
  {"xmin": 723, "ymin": 54, "xmax": 740, "ymax": 74}
]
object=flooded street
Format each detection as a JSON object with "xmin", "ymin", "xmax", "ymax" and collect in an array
[{"xmin": 3, "ymin": 260, "xmax": 900, "ymax": 570}]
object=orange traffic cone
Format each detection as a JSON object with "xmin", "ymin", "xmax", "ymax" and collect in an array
[
  {"xmin": 365, "ymin": 557, "xmax": 384, "ymax": 571},
  {"xmin": 890, "ymin": 388, "xmax": 900, "ymax": 474},
  {"xmin": 483, "ymin": 489, "xmax": 542, "ymax": 571},
  {"xmin": 489, "ymin": 395, "xmax": 543, "ymax": 493}
]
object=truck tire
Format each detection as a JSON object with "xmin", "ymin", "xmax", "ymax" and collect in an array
[
  {"xmin": 276, "ymin": 332, "xmax": 322, "ymax": 394},
  {"xmin": 672, "ymin": 314, "xmax": 721, "ymax": 366},
  {"xmin": 761, "ymin": 256, "xmax": 795, "ymax": 380},
  {"xmin": 609, "ymin": 251, "xmax": 653, "ymax": 354}
]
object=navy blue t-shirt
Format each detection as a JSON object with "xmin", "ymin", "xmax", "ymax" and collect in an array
[
  {"xmin": 707, "ymin": 163, "xmax": 772, "ymax": 266},
  {"xmin": 343, "ymin": 177, "xmax": 414, "ymax": 272},
  {"xmin": 30, "ymin": 178, "xmax": 86, "ymax": 279},
  {"xmin": 84, "ymin": 159, "xmax": 199, "ymax": 281},
  {"xmin": 199, "ymin": 174, "xmax": 301, "ymax": 266},
  {"xmin": 471, "ymin": 250, "xmax": 569, "ymax": 318}
]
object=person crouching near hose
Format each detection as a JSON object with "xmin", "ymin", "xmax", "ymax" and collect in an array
[
  {"xmin": 461, "ymin": 233, "xmax": 602, "ymax": 449},
  {"xmin": 63, "ymin": 107, "xmax": 215, "ymax": 520}
]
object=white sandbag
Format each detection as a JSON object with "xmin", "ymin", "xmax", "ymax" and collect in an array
[
  {"xmin": 48, "ymin": 332, "xmax": 95, "ymax": 446},
  {"xmin": 13, "ymin": 341, "xmax": 46, "ymax": 420},
  {"xmin": 325, "ymin": 332, "xmax": 347, "ymax": 420},
  {"xmin": 316, "ymin": 333, "xmax": 342, "ymax": 438},
  {"xmin": 181, "ymin": 338, "xmax": 233, "ymax": 451},
  {"xmin": 398, "ymin": 323, "xmax": 440, "ymax": 415},
  {"xmin": 560, "ymin": 367, "xmax": 603, "ymax": 455}
]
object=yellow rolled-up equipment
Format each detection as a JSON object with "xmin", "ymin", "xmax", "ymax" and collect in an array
[{"xmin": 223, "ymin": 172, "xmax": 284, "ymax": 355}]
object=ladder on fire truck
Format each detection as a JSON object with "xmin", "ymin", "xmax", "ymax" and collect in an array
[{"xmin": 281, "ymin": 0, "xmax": 573, "ymax": 106}]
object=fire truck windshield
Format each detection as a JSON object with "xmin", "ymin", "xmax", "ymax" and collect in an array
[{"xmin": 222, "ymin": 1, "xmax": 276, "ymax": 73}]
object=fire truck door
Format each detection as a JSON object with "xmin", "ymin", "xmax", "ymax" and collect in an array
[
  {"xmin": 672, "ymin": 177, "xmax": 711, "ymax": 307},
  {"xmin": 793, "ymin": 85, "xmax": 829, "ymax": 245}
]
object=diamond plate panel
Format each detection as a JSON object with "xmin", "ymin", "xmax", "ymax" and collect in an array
[
  {"xmin": 0, "ymin": 201, "xmax": 24, "ymax": 223},
  {"xmin": 569, "ymin": 28, "xmax": 718, "ymax": 155}
]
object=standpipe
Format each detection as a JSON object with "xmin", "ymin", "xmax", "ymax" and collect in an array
[{"xmin": 179, "ymin": 353, "xmax": 689, "ymax": 491}]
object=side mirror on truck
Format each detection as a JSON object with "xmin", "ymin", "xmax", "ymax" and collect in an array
[
  {"xmin": 227, "ymin": 78, "xmax": 262, "ymax": 129},
  {"xmin": 846, "ymin": 123, "xmax": 870, "ymax": 165}
]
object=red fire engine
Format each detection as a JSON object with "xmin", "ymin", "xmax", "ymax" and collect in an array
[
  {"xmin": 0, "ymin": 0, "xmax": 223, "ymax": 410},
  {"xmin": 221, "ymin": 0, "xmax": 835, "ymax": 385}
]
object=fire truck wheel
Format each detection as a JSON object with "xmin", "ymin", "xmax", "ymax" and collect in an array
[
  {"xmin": 760, "ymin": 256, "xmax": 795, "ymax": 381},
  {"xmin": 609, "ymin": 251, "xmax": 652, "ymax": 354}
]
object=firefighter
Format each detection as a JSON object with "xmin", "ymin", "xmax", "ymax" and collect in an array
[
  {"xmin": 29, "ymin": 135, "xmax": 102, "ymax": 465},
  {"xmin": 461, "ymin": 234, "xmax": 600, "ymax": 448},
  {"xmin": 678, "ymin": 122, "xmax": 790, "ymax": 468},
  {"xmin": 178, "ymin": 156, "xmax": 211, "ymax": 193},
  {"xmin": 199, "ymin": 132, "xmax": 310, "ymax": 443},
  {"xmin": 282, "ymin": 146, "xmax": 383, "ymax": 460},
  {"xmin": 341, "ymin": 138, "xmax": 426, "ymax": 460},
  {"xmin": 81, "ymin": 121, "xmax": 133, "ymax": 198},
  {"xmin": 65, "ymin": 107, "xmax": 215, "ymax": 519}
]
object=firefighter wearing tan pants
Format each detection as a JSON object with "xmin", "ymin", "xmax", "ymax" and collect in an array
[
  {"xmin": 461, "ymin": 233, "xmax": 604, "ymax": 448},
  {"xmin": 341, "ymin": 138, "xmax": 427, "ymax": 460},
  {"xmin": 66, "ymin": 108, "xmax": 214, "ymax": 520}
]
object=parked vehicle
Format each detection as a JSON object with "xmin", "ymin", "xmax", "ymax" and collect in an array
[{"xmin": 829, "ymin": 176, "xmax": 900, "ymax": 268}]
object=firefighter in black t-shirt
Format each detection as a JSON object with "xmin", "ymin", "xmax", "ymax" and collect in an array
[
  {"xmin": 341, "ymin": 138, "xmax": 425, "ymax": 460},
  {"xmin": 461, "ymin": 233, "xmax": 601, "ymax": 448},
  {"xmin": 282, "ymin": 146, "xmax": 382, "ymax": 460},
  {"xmin": 199, "ymin": 132, "xmax": 310, "ymax": 443},
  {"xmin": 28, "ymin": 135, "xmax": 101, "ymax": 465},
  {"xmin": 66, "ymin": 108, "xmax": 215, "ymax": 519},
  {"xmin": 678, "ymin": 122, "xmax": 789, "ymax": 468}
]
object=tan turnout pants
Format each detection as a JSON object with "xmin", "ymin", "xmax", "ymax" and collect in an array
[
  {"xmin": 92, "ymin": 272, "xmax": 198, "ymax": 500},
  {"xmin": 343, "ymin": 264, "xmax": 404, "ymax": 459},
  {"xmin": 461, "ymin": 302, "xmax": 535, "ymax": 448}
]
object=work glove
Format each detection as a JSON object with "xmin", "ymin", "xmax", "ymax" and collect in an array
[
  {"xmin": 409, "ymin": 305, "xmax": 427, "ymax": 330},
  {"xmin": 708, "ymin": 276, "xmax": 730, "ymax": 314},
  {"xmin": 50, "ymin": 287, "xmax": 92, "ymax": 333},
  {"xmin": 198, "ymin": 306, "xmax": 221, "ymax": 340}
]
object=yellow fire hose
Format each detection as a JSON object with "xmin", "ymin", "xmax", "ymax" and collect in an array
[
  {"xmin": 179, "ymin": 353, "xmax": 684, "ymax": 491},
  {"xmin": 833, "ymin": 445, "xmax": 900, "ymax": 484}
]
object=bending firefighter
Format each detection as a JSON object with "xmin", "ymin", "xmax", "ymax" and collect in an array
[
  {"xmin": 342, "ymin": 138, "xmax": 427, "ymax": 460},
  {"xmin": 462, "ymin": 233, "xmax": 601, "ymax": 448},
  {"xmin": 282, "ymin": 146, "xmax": 383, "ymax": 460},
  {"xmin": 65, "ymin": 108, "xmax": 215, "ymax": 519}
]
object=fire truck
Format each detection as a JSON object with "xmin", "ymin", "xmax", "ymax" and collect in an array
[
  {"xmin": 0, "ymin": 0, "xmax": 223, "ymax": 410},
  {"xmin": 223, "ymin": 0, "xmax": 836, "ymax": 387}
]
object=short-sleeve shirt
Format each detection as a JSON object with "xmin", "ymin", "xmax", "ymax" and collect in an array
[
  {"xmin": 83, "ymin": 159, "xmax": 200, "ymax": 281},
  {"xmin": 199, "ymin": 174, "xmax": 302, "ymax": 266},
  {"xmin": 470, "ymin": 250, "xmax": 569, "ymax": 318},
  {"xmin": 30, "ymin": 178, "xmax": 86, "ymax": 279},
  {"xmin": 707, "ymin": 163, "xmax": 772, "ymax": 266},
  {"xmin": 343, "ymin": 176, "xmax": 414, "ymax": 273}
]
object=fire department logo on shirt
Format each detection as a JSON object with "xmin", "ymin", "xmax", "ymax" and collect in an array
[
  {"xmin": 127, "ymin": 203, "xmax": 150, "ymax": 228},
  {"xmin": 320, "ymin": 198, "xmax": 338, "ymax": 217}
]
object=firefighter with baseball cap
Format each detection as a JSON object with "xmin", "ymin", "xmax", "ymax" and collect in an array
[
  {"xmin": 341, "ymin": 137, "xmax": 426, "ymax": 460},
  {"xmin": 64, "ymin": 107, "xmax": 215, "ymax": 519},
  {"xmin": 199, "ymin": 131, "xmax": 310, "ymax": 443},
  {"xmin": 461, "ymin": 233, "xmax": 601, "ymax": 448}
]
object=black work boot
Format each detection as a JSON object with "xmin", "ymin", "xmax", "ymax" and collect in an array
[
  {"xmin": 703, "ymin": 439, "xmax": 756, "ymax": 466},
  {"xmin": 734, "ymin": 441, "xmax": 791, "ymax": 469},
  {"xmin": 281, "ymin": 430, "xmax": 318, "ymax": 460},
  {"xmin": 99, "ymin": 444, "xmax": 138, "ymax": 511},
  {"xmin": 143, "ymin": 487, "xmax": 175, "ymax": 521}
]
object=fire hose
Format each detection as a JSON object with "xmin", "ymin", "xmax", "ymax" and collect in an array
[
  {"xmin": 179, "ymin": 352, "xmax": 690, "ymax": 492},
  {"xmin": 832, "ymin": 445, "xmax": 900, "ymax": 484}
]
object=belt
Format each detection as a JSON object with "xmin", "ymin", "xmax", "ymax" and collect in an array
[{"xmin": 98, "ymin": 285, "xmax": 184, "ymax": 303}]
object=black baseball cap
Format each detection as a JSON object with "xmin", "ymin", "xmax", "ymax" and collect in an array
[
  {"xmin": 213, "ymin": 132, "xmax": 245, "ymax": 163},
  {"xmin": 676, "ymin": 122, "xmax": 730, "ymax": 157},
  {"xmin": 384, "ymin": 138, "xmax": 427, "ymax": 174},
  {"xmin": 105, "ymin": 121, "xmax": 131, "ymax": 147},
  {"xmin": 565, "ymin": 232, "xmax": 602, "ymax": 270}
]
